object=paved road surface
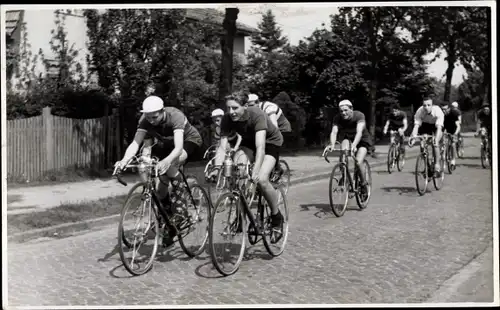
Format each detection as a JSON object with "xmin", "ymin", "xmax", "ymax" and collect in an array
[{"xmin": 6, "ymin": 141, "xmax": 494, "ymax": 306}]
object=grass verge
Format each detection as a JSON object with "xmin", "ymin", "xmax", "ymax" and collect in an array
[{"xmin": 7, "ymin": 195, "xmax": 127, "ymax": 236}]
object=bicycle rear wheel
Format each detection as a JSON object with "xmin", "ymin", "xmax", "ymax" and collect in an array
[
  {"xmin": 118, "ymin": 193, "xmax": 160, "ymax": 276},
  {"xmin": 328, "ymin": 163, "xmax": 349, "ymax": 217},
  {"xmin": 480, "ymin": 145, "xmax": 490, "ymax": 168},
  {"xmin": 263, "ymin": 186, "xmax": 289, "ymax": 257},
  {"xmin": 446, "ymin": 144, "xmax": 454, "ymax": 174},
  {"xmin": 209, "ymin": 192, "xmax": 246, "ymax": 276},
  {"xmin": 178, "ymin": 184, "xmax": 211, "ymax": 258},
  {"xmin": 355, "ymin": 160, "xmax": 371, "ymax": 209},
  {"xmin": 387, "ymin": 144, "xmax": 396, "ymax": 174},
  {"xmin": 415, "ymin": 154, "xmax": 428, "ymax": 196},
  {"xmin": 274, "ymin": 160, "xmax": 291, "ymax": 194}
]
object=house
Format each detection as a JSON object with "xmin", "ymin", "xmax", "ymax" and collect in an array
[{"xmin": 5, "ymin": 8, "xmax": 258, "ymax": 87}]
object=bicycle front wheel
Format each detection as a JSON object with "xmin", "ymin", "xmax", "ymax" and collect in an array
[
  {"xmin": 276, "ymin": 160, "xmax": 291, "ymax": 194},
  {"xmin": 397, "ymin": 145, "xmax": 406, "ymax": 172},
  {"xmin": 433, "ymin": 151, "xmax": 445, "ymax": 190},
  {"xmin": 457, "ymin": 138, "xmax": 464, "ymax": 158},
  {"xmin": 481, "ymin": 145, "xmax": 489, "ymax": 168},
  {"xmin": 118, "ymin": 192, "xmax": 160, "ymax": 276},
  {"xmin": 263, "ymin": 186, "xmax": 289, "ymax": 257},
  {"xmin": 178, "ymin": 184, "xmax": 212, "ymax": 258},
  {"xmin": 387, "ymin": 144, "xmax": 396, "ymax": 174},
  {"xmin": 209, "ymin": 192, "xmax": 246, "ymax": 276},
  {"xmin": 415, "ymin": 154, "xmax": 428, "ymax": 196},
  {"xmin": 446, "ymin": 144, "xmax": 454, "ymax": 174},
  {"xmin": 328, "ymin": 163, "xmax": 349, "ymax": 217}
]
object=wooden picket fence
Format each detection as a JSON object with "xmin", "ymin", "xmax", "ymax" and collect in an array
[{"xmin": 7, "ymin": 107, "xmax": 120, "ymax": 181}]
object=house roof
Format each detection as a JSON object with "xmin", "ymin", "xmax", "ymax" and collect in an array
[
  {"xmin": 5, "ymin": 10, "xmax": 22, "ymax": 37},
  {"xmin": 185, "ymin": 8, "xmax": 259, "ymax": 36}
]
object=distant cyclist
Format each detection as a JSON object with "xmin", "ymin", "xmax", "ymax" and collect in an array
[
  {"xmin": 475, "ymin": 102, "xmax": 492, "ymax": 144},
  {"xmin": 441, "ymin": 102, "xmax": 461, "ymax": 169},
  {"xmin": 409, "ymin": 97, "xmax": 445, "ymax": 177},
  {"xmin": 383, "ymin": 102, "xmax": 408, "ymax": 156}
]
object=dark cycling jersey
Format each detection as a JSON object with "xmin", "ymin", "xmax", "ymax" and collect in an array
[
  {"xmin": 444, "ymin": 108, "xmax": 461, "ymax": 132},
  {"xmin": 220, "ymin": 106, "xmax": 283, "ymax": 147},
  {"xmin": 332, "ymin": 110, "xmax": 373, "ymax": 148},
  {"xmin": 137, "ymin": 107, "xmax": 203, "ymax": 146},
  {"xmin": 387, "ymin": 111, "xmax": 407, "ymax": 129},
  {"xmin": 477, "ymin": 109, "xmax": 492, "ymax": 131}
]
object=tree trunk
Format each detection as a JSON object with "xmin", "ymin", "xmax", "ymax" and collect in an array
[
  {"xmin": 443, "ymin": 42, "xmax": 456, "ymax": 102},
  {"xmin": 218, "ymin": 8, "xmax": 239, "ymax": 109},
  {"xmin": 368, "ymin": 78, "xmax": 378, "ymax": 138}
]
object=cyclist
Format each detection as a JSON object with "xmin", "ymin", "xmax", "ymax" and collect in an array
[
  {"xmin": 326, "ymin": 99, "xmax": 372, "ymax": 191},
  {"xmin": 207, "ymin": 91, "xmax": 285, "ymax": 230},
  {"xmin": 475, "ymin": 102, "xmax": 492, "ymax": 152},
  {"xmin": 247, "ymin": 94, "xmax": 291, "ymax": 180},
  {"xmin": 115, "ymin": 95, "xmax": 203, "ymax": 246},
  {"xmin": 441, "ymin": 102, "xmax": 462, "ymax": 168},
  {"xmin": 450, "ymin": 101, "xmax": 463, "ymax": 144},
  {"xmin": 409, "ymin": 97, "xmax": 445, "ymax": 177},
  {"xmin": 383, "ymin": 102, "xmax": 408, "ymax": 155}
]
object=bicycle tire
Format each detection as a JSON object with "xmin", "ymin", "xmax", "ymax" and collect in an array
[
  {"xmin": 178, "ymin": 184, "xmax": 211, "ymax": 258},
  {"xmin": 121, "ymin": 182, "xmax": 148, "ymax": 248},
  {"xmin": 397, "ymin": 146, "xmax": 406, "ymax": 172},
  {"xmin": 387, "ymin": 145, "xmax": 396, "ymax": 174},
  {"xmin": 263, "ymin": 186, "xmax": 289, "ymax": 257},
  {"xmin": 481, "ymin": 145, "xmax": 488, "ymax": 168},
  {"xmin": 118, "ymin": 192, "xmax": 160, "ymax": 276},
  {"xmin": 415, "ymin": 154, "xmax": 428, "ymax": 196},
  {"xmin": 355, "ymin": 160, "xmax": 371, "ymax": 209},
  {"xmin": 247, "ymin": 191, "xmax": 262, "ymax": 246},
  {"xmin": 446, "ymin": 144, "xmax": 454, "ymax": 174},
  {"xmin": 328, "ymin": 163, "xmax": 349, "ymax": 217},
  {"xmin": 457, "ymin": 138, "xmax": 464, "ymax": 158},
  {"xmin": 275, "ymin": 159, "xmax": 291, "ymax": 194},
  {"xmin": 208, "ymin": 192, "xmax": 246, "ymax": 277}
]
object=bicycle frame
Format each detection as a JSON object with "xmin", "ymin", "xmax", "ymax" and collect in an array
[{"xmin": 322, "ymin": 141, "xmax": 362, "ymax": 191}]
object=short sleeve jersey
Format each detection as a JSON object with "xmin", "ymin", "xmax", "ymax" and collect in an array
[
  {"xmin": 444, "ymin": 108, "xmax": 461, "ymax": 129},
  {"xmin": 137, "ymin": 107, "xmax": 203, "ymax": 146},
  {"xmin": 220, "ymin": 106, "xmax": 283, "ymax": 147},
  {"xmin": 414, "ymin": 105, "xmax": 445, "ymax": 127},
  {"xmin": 477, "ymin": 109, "xmax": 492, "ymax": 130},
  {"xmin": 259, "ymin": 101, "xmax": 283, "ymax": 119},
  {"xmin": 332, "ymin": 110, "xmax": 370, "ymax": 138},
  {"xmin": 388, "ymin": 111, "xmax": 407, "ymax": 128}
]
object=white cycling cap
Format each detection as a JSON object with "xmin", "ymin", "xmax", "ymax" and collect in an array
[
  {"xmin": 140, "ymin": 96, "xmax": 164, "ymax": 113},
  {"xmin": 338, "ymin": 99, "xmax": 353, "ymax": 108},
  {"xmin": 211, "ymin": 108, "xmax": 224, "ymax": 117},
  {"xmin": 248, "ymin": 94, "xmax": 259, "ymax": 102},
  {"xmin": 451, "ymin": 101, "xmax": 459, "ymax": 108}
]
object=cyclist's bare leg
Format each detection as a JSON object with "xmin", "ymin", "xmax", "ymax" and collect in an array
[
  {"xmin": 389, "ymin": 132, "xmax": 396, "ymax": 145},
  {"xmin": 258, "ymin": 155, "xmax": 280, "ymax": 215},
  {"xmin": 234, "ymin": 149, "xmax": 250, "ymax": 190},
  {"xmin": 157, "ymin": 150, "xmax": 188, "ymax": 203},
  {"xmin": 355, "ymin": 146, "xmax": 368, "ymax": 185},
  {"xmin": 433, "ymin": 137, "xmax": 442, "ymax": 173},
  {"xmin": 450, "ymin": 135, "xmax": 456, "ymax": 165}
]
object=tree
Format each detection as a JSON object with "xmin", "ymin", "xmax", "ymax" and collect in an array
[
  {"xmin": 457, "ymin": 69, "xmax": 484, "ymax": 111},
  {"xmin": 251, "ymin": 9, "xmax": 288, "ymax": 53},
  {"xmin": 407, "ymin": 7, "xmax": 484, "ymax": 103},
  {"xmin": 218, "ymin": 8, "xmax": 239, "ymax": 107}
]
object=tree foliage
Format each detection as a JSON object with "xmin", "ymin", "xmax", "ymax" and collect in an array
[{"xmin": 250, "ymin": 9, "xmax": 288, "ymax": 53}]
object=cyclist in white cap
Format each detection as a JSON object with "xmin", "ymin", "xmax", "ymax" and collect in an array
[
  {"xmin": 115, "ymin": 95, "xmax": 203, "ymax": 246},
  {"xmin": 326, "ymin": 99, "xmax": 373, "ymax": 191}
]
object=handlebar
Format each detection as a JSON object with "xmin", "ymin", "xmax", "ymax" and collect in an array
[
  {"xmin": 203, "ymin": 144, "xmax": 218, "ymax": 159},
  {"xmin": 112, "ymin": 156, "xmax": 159, "ymax": 186},
  {"xmin": 408, "ymin": 134, "xmax": 434, "ymax": 147},
  {"xmin": 322, "ymin": 142, "xmax": 342, "ymax": 163}
]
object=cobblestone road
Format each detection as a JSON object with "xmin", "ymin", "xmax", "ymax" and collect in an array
[{"xmin": 7, "ymin": 141, "xmax": 494, "ymax": 306}]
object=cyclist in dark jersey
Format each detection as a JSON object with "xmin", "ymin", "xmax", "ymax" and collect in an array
[
  {"xmin": 442, "ymin": 102, "xmax": 462, "ymax": 168},
  {"xmin": 475, "ymin": 102, "xmax": 492, "ymax": 146},
  {"xmin": 326, "ymin": 99, "xmax": 373, "ymax": 189},
  {"xmin": 115, "ymin": 95, "xmax": 203, "ymax": 246},
  {"xmin": 383, "ymin": 102, "xmax": 408, "ymax": 155},
  {"xmin": 208, "ymin": 92, "xmax": 285, "ymax": 229}
]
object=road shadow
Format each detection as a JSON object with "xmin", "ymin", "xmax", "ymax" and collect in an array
[
  {"xmin": 300, "ymin": 203, "xmax": 360, "ymax": 219},
  {"xmin": 380, "ymin": 186, "xmax": 417, "ymax": 196},
  {"xmin": 7, "ymin": 194, "xmax": 23, "ymax": 204},
  {"xmin": 109, "ymin": 264, "xmax": 136, "ymax": 279},
  {"xmin": 457, "ymin": 163, "xmax": 490, "ymax": 170},
  {"xmin": 459, "ymin": 156, "xmax": 479, "ymax": 160},
  {"xmin": 98, "ymin": 243, "xmax": 121, "ymax": 262},
  {"xmin": 194, "ymin": 261, "xmax": 225, "ymax": 279}
]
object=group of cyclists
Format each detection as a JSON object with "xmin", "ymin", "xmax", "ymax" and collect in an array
[{"xmin": 114, "ymin": 92, "xmax": 492, "ymax": 248}]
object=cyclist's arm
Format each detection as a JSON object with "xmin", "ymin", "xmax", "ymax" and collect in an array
[
  {"xmin": 476, "ymin": 112, "xmax": 482, "ymax": 133},
  {"xmin": 164, "ymin": 130, "xmax": 184, "ymax": 162},
  {"xmin": 402, "ymin": 118, "xmax": 408, "ymax": 133},
  {"xmin": 141, "ymin": 138, "xmax": 153, "ymax": 157},
  {"xmin": 454, "ymin": 119, "xmax": 461, "ymax": 136},
  {"xmin": 234, "ymin": 133, "xmax": 242, "ymax": 150},
  {"xmin": 122, "ymin": 131, "xmax": 147, "ymax": 163},
  {"xmin": 353, "ymin": 121, "xmax": 365, "ymax": 148},
  {"xmin": 435, "ymin": 110, "xmax": 445, "ymax": 145},
  {"xmin": 330, "ymin": 125, "xmax": 339, "ymax": 147},
  {"xmin": 253, "ymin": 130, "xmax": 267, "ymax": 174},
  {"xmin": 383, "ymin": 120, "xmax": 390, "ymax": 133}
]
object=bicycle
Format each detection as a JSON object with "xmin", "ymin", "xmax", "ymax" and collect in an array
[
  {"xmin": 208, "ymin": 149, "xmax": 289, "ymax": 276},
  {"xmin": 386, "ymin": 130, "xmax": 406, "ymax": 174},
  {"xmin": 322, "ymin": 141, "xmax": 372, "ymax": 217},
  {"xmin": 270, "ymin": 159, "xmax": 291, "ymax": 194},
  {"xmin": 477, "ymin": 130, "xmax": 491, "ymax": 169},
  {"xmin": 409, "ymin": 134, "xmax": 445, "ymax": 196},
  {"xmin": 443, "ymin": 133, "xmax": 457, "ymax": 174},
  {"xmin": 113, "ymin": 154, "xmax": 212, "ymax": 276}
]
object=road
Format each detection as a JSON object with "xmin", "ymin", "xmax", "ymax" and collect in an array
[{"xmin": 6, "ymin": 144, "xmax": 495, "ymax": 306}]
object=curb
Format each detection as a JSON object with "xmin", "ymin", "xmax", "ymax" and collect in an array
[{"xmin": 6, "ymin": 148, "xmax": 452, "ymax": 244}]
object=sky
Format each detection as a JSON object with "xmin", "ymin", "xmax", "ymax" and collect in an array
[{"xmin": 222, "ymin": 3, "xmax": 468, "ymax": 86}]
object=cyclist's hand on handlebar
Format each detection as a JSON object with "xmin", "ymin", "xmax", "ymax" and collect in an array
[
  {"xmin": 326, "ymin": 144, "xmax": 334, "ymax": 153},
  {"xmin": 398, "ymin": 128, "xmax": 405, "ymax": 136},
  {"xmin": 139, "ymin": 155, "xmax": 153, "ymax": 164}
]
